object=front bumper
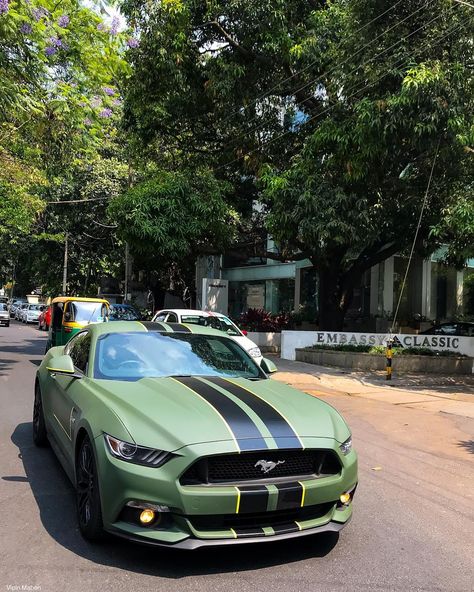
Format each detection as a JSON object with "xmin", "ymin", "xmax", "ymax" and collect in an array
[{"xmin": 94, "ymin": 436, "xmax": 357, "ymax": 549}]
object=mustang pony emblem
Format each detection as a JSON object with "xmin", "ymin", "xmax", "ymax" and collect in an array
[{"xmin": 254, "ymin": 459, "xmax": 286, "ymax": 474}]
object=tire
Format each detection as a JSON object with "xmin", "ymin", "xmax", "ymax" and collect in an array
[
  {"xmin": 33, "ymin": 383, "xmax": 48, "ymax": 447},
  {"xmin": 76, "ymin": 436, "xmax": 104, "ymax": 541}
]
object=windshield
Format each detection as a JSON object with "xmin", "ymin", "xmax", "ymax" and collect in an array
[
  {"xmin": 109, "ymin": 305, "xmax": 140, "ymax": 321},
  {"xmin": 0, "ymin": 304, "xmax": 7, "ymax": 311},
  {"xmin": 68, "ymin": 301, "xmax": 107, "ymax": 323},
  {"xmin": 94, "ymin": 332, "xmax": 262, "ymax": 381},
  {"xmin": 28, "ymin": 304, "xmax": 42, "ymax": 310}
]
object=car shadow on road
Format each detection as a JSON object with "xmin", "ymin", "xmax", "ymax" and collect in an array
[
  {"xmin": 457, "ymin": 440, "xmax": 474, "ymax": 454},
  {"xmin": 0, "ymin": 358, "xmax": 16, "ymax": 376},
  {"xmin": 10, "ymin": 422, "xmax": 340, "ymax": 578}
]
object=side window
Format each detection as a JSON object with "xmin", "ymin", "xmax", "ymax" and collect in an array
[
  {"xmin": 166, "ymin": 313, "xmax": 178, "ymax": 323},
  {"xmin": 68, "ymin": 332, "xmax": 92, "ymax": 374}
]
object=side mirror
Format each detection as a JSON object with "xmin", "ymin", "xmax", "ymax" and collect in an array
[
  {"xmin": 64, "ymin": 312, "xmax": 72, "ymax": 322},
  {"xmin": 260, "ymin": 357, "xmax": 278, "ymax": 374},
  {"xmin": 46, "ymin": 355, "xmax": 82, "ymax": 378}
]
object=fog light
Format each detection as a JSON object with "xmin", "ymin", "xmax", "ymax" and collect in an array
[
  {"xmin": 340, "ymin": 492, "xmax": 351, "ymax": 505},
  {"xmin": 139, "ymin": 509, "xmax": 155, "ymax": 524}
]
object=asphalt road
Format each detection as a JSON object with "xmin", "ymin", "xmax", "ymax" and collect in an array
[{"xmin": 0, "ymin": 321, "xmax": 473, "ymax": 592}]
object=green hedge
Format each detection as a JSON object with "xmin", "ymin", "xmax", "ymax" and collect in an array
[{"xmin": 308, "ymin": 344, "xmax": 464, "ymax": 357}]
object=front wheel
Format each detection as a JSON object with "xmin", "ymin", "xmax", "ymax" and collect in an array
[
  {"xmin": 76, "ymin": 436, "xmax": 104, "ymax": 541},
  {"xmin": 33, "ymin": 384, "xmax": 48, "ymax": 447}
]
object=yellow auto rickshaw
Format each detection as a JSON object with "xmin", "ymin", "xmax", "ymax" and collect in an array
[{"xmin": 46, "ymin": 296, "xmax": 109, "ymax": 351}]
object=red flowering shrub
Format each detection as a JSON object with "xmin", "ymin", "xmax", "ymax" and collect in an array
[{"xmin": 236, "ymin": 308, "xmax": 290, "ymax": 333}]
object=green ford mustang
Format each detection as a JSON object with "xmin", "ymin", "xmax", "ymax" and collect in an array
[{"xmin": 33, "ymin": 321, "xmax": 357, "ymax": 549}]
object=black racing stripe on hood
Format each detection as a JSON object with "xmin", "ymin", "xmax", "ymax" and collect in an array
[
  {"xmin": 166, "ymin": 322, "xmax": 191, "ymax": 333},
  {"xmin": 174, "ymin": 377, "xmax": 268, "ymax": 451},
  {"xmin": 139, "ymin": 321, "xmax": 168, "ymax": 332},
  {"xmin": 206, "ymin": 377, "xmax": 303, "ymax": 449}
]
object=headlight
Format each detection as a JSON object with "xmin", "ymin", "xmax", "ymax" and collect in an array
[
  {"xmin": 104, "ymin": 434, "xmax": 173, "ymax": 467},
  {"xmin": 248, "ymin": 347, "xmax": 262, "ymax": 358},
  {"xmin": 339, "ymin": 436, "xmax": 352, "ymax": 456}
]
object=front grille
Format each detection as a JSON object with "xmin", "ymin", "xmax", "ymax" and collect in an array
[
  {"xmin": 187, "ymin": 502, "xmax": 334, "ymax": 532},
  {"xmin": 180, "ymin": 449, "xmax": 341, "ymax": 485}
]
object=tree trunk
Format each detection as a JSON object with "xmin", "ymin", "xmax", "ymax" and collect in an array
[{"xmin": 317, "ymin": 266, "xmax": 357, "ymax": 331}]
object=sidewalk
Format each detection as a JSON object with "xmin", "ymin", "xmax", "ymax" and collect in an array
[{"xmin": 271, "ymin": 357, "xmax": 474, "ymax": 420}]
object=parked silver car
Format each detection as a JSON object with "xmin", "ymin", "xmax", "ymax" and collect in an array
[
  {"xmin": 22, "ymin": 304, "xmax": 44, "ymax": 324},
  {"xmin": 15, "ymin": 303, "xmax": 29, "ymax": 321},
  {"xmin": 0, "ymin": 303, "xmax": 9, "ymax": 327},
  {"xmin": 10, "ymin": 300, "xmax": 26, "ymax": 318}
]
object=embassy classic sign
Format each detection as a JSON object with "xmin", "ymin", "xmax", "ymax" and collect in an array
[{"xmin": 280, "ymin": 331, "xmax": 474, "ymax": 361}]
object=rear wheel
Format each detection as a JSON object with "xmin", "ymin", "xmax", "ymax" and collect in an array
[
  {"xmin": 33, "ymin": 384, "xmax": 48, "ymax": 447},
  {"xmin": 76, "ymin": 436, "xmax": 104, "ymax": 541}
]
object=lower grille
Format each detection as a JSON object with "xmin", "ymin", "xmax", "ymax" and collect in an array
[
  {"xmin": 187, "ymin": 502, "xmax": 334, "ymax": 532},
  {"xmin": 180, "ymin": 449, "xmax": 341, "ymax": 485}
]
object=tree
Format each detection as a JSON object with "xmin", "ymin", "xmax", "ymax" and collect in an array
[{"xmin": 122, "ymin": 0, "xmax": 474, "ymax": 329}]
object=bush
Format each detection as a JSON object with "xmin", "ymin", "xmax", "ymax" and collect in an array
[
  {"xmin": 308, "ymin": 344, "xmax": 465, "ymax": 357},
  {"xmin": 237, "ymin": 308, "xmax": 290, "ymax": 332}
]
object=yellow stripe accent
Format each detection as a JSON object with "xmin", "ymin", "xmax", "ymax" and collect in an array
[
  {"xmin": 295, "ymin": 521, "xmax": 303, "ymax": 531},
  {"xmin": 170, "ymin": 378, "xmax": 240, "ymax": 453},
  {"xmin": 230, "ymin": 528, "xmax": 238, "ymax": 539},
  {"xmin": 298, "ymin": 481, "xmax": 306, "ymax": 507},
  {"xmin": 234, "ymin": 487, "xmax": 241, "ymax": 514},
  {"xmin": 223, "ymin": 377, "xmax": 305, "ymax": 449},
  {"xmin": 46, "ymin": 367, "xmax": 74, "ymax": 373},
  {"xmin": 137, "ymin": 322, "xmax": 149, "ymax": 331}
]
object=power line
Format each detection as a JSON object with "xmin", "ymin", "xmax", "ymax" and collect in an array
[
  {"xmin": 215, "ymin": 11, "xmax": 467, "ymax": 173},
  {"xmin": 390, "ymin": 139, "xmax": 441, "ymax": 334},
  {"xmin": 212, "ymin": 0, "xmax": 408, "ymax": 129},
  {"xmin": 219, "ymin": 2, "xmax": 456, "ymax": 161}
]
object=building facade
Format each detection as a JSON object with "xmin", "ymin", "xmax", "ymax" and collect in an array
[{"xmin": 198, "ymin": 244, "xmax": 474, "ymax": 330}]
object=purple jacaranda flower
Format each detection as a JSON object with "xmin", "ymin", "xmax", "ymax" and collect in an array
[
  {"xmin": 103, "ymin": 87, "xmax": 115, "ymax": 96},
  {"xmin": 32, "ymin": 7, "xmax": 47, "ymax": 21},
  {"xmin": 110, "ymin": 16, "xmax": 119, "ymax": 35},
  {"xmin": 97, "ymin": 22, "xmax": 105, "ymax": 31},
  {"xmin": 49, "ymin": 36, "xmax": 62, "ymax": 47},
  {"xmin": 58, "ymin": 15, "xmax": 69, "ymax": 27},
  {"xmin": 112, "ymin": 98, "xmax": 122, "ymax": 107},
  {"xmin": 0, "ymin": 0, "xmax": 9, "ymax": 15},
  {"xmin": 127, "ymin": 37, "xmax": 139, "ymax": 48},
  {"xmin": 83, "ymin": 118, "xmax": 92, "ymax": 126},
  {"xmin": 99, "ymin": 108, "xmax": 113, "ymax": 118},
  {"xmin": 20, "ymin": 23, "xmax": 33, "ymax": 34},
  {"xmin": 90, "ymin": 96, "xmax": 102, "ymax": 108},
  {"xmin": 78, "ymin": 101, "xmax": 87, "ymax": 107},
  {"xmin": 45, "ymin": 46, "xmax": 56, "ymax": 56}
]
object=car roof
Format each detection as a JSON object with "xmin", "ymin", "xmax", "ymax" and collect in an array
[
  {"xmin": 86, "ymin": 320, "xmax": 228, "ymax": 338},
  {"xmin": 157, "ymin": 309, "xmax": 228, "ymax": 318},
  {"xmin": 52, "ymin": 296, "xmax": 109, "ymax": 304}
]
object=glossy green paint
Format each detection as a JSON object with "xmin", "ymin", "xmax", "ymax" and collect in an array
[{"xmin": 36, "ymin": 321, "xmax": 358, "ymax": 548}]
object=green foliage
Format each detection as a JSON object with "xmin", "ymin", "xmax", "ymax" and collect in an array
[
  {"xmin": 308, "ymin": 344, "xmax": 464, "ymax": 357},
  {"xmin": 108, "ymin": 169, "xmax": 238, "ymax": 262}
]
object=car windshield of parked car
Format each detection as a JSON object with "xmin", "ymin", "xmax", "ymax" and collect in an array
[
  {"xmin": 28, "ymin": 304, "xmax": 42, "ymax": 310},
  {"xmin": 109, "ymin": 305, "xmax": 140, "ymax": 321},
  {"xmin": 94, "ymin": 332, "xmax": 262, "ymax": 381},
  {"xmin": 0, "ymin": 304, "xmax": 7, "ymax": 311},
  {"xmin": 206, "ymin": 315, "xmax": 241, "ymax": 336}
]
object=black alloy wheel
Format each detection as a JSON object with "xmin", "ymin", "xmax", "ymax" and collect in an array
[
  {"xmin": 76, "ymin": 437, "xmax": 104, "ymax": 541},
  {"xmin": 33, "ymin": 384, "xmax": 48, "ymax": 447}
]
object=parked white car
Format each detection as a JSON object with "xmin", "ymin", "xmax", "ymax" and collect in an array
[
  {"xmin": 151, "ymin": 308, "xmax": 263, "ymax": 365},
  {"xmin": 22, "ymin": 304, "xmax": 44, "ymax": 324},
  {"xmin": 10, "ymin": 300, "xmax": 26, "ymax": 318}
]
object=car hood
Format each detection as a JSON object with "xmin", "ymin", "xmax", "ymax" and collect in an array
[{"xmin": 89, "ymin": 376, "xmax": 349, "ymax": 452}]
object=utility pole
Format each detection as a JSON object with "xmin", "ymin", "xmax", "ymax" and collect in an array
[
  {"xmin": 62, "ymin": 232, "xmax": 68, "ymax": 295},
  {"xmin": 124, "ymin": 241, "xmax": 130, "ymax": 303}
]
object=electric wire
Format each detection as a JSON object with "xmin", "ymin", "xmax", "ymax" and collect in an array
[
  {"xmin": 213, "ymin": 0, "xmax": 441, "ymax": 145},
  {"xmin": 389, "ymin": 139, "xmax": 441, "ymax": 334},
  {"xmin": 212, "ymin": 0, "xmax": 410, "ymax": 129},
  {"xmin": 215, "ymin": 9, "xmax": 468, "ymax": 173}
]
